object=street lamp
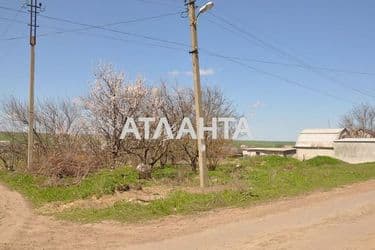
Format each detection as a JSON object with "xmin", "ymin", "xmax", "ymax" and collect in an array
[
  {"xmin": 186, "ymin": 0, "xmax": 214, "ymax": 188},
  {"xmin": 198, "ymin": 1, "xmax": 214, "ymax": 17}
]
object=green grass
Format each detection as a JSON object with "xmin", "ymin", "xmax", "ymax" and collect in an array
[
  {"xmin": 0, "ymin": 166, "xmax": 139, "ymax": 206},
  {"xmin": 0, "ymin": 131, "xmax": 27, "ymax": 143},
  {"xmin": 0, "ymin": 131, "xmax": 10, "ymax": 141},
  {"xmin": 57, "ymin": 190, "xmax": 256, "ymax": 223},
  {"xmin": 233, "ymin": 140, "xmax": 295, "ymax": 148},
  {"xmin": 0, "ymin": 135, "xmax": 5, "ymax": 141},
  {"xmin": 1, "ymin": 156, "xmax": 375, "ymax": 223}
]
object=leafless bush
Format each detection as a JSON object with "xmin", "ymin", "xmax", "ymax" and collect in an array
[
  {"xmin": 167, "ymin": 86, "xmax": 237, "ymax": 171},
  {"xmin": 0, "ymin": 101, "xmax": 28, "ymax": 171},
  {"xmin": 37, "ymin": 145, "xmax": 102, "ymax": 179},
  {"xmin": 1, "ymin": 97, "xmax": 105, "ymax": 179},
  {"xmin": 0, "ymin": 139, "xmax": 25, "ymax": 171}
]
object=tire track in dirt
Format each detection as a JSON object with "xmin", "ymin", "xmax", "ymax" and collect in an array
[
  {"xmin": 1, "ymin": 181, "xmax": 375, "ymax": 249},
  {"xmin": 0, "ymin": 185, "xmax": 32, "ymax": 244}
]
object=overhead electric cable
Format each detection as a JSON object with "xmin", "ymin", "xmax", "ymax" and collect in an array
[
  {"xmin": 0, "ymin": 4, "xmax": 368, "ymax": 103},
  {"xmin": 208, "ymin": 12, "xmax": 375, "ymax": 98}
]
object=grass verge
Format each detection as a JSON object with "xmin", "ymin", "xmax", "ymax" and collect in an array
[
  {"xmin": 1, "ymin": 156, "xmax": 374, "ymax": 223},
  {"xmin": 0, "ymin": 167, "xmax": 139, "ymax": 206}
]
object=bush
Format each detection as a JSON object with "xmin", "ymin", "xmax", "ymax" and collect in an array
[{"xmin": 37, "ymin": 150, "xmax": 102, "ymax": 180}]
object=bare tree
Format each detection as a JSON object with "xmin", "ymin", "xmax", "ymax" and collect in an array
[
  {"xmin": 169, "ymin": 85, "xmax": 237, "ymax": 171},
  {"xmin": 340, "ymin": 103, "xmax": 375, "ymax": 138},
  {"xmin": 121, "ymin": 84, "xmax": 173, "ymax": 171},
  {"xmin": 82, "ymin": 64, "xmax": 147, "ymax": 163},
  {"xmin": 82, "ymin": 65, "xmax": 173, "ymax": 173},
  {"xmin": 203, "ymin": 86, "xmax": 237, "ymax": 170},
  {"xmin": 165, "ymin": 86, "xmax": 197, "ymax": 170}
]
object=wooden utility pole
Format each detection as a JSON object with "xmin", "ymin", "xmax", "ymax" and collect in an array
[
  {"xmin": 187, "ymin": 0, "xmax": 208, "ymax": 188},
  {"xmin": 27, "ymin": 0, "xmax": 41, "ymax": 169}
]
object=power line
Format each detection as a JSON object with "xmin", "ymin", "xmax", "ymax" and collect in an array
[
  {"xmin": 134, "ymin": 0, "xmax": 180, "ymax": 7},
  {"xmin": 0, "ymin": 4, "xmax": 368, "ymax": 103},
  {"xmin": 3, "ymin": 15, "xmax": 373, "ymax": 79},
  {"xmin": 0, "ymin": 28, "xmax": 185, "ymax": 52},
  {"xmin": 11, "ymin": 12, "xmax": 183, "ymax": 39},
  {"xmin": 239, "ymin": 58, "xmax": 375, "ymax": 76},
  {"xmin": 0, "ymin": 21, "xmax": 187, "ymax": 56},
  {"xmin": 0, "ymin": 20, "xmax": 185, "ymax": 53},
  {"xmin": 203, "ymin": 50, "xmax": 356, "ymax": 104},
  {"xmin": 0, "ymin": 17, "xmax": 87, "ymax": 33},
  {"xmin": 61, "ymin": 30, "xmax": 186, "ymax": 52},
  {"xmin": 2, "ymin": 14, "xmax": 375, "ymax": 79},
  {"xmin": 39, "ymin": 11, "xmax": 185, "ymax": 44},
  {"xmin": 0, "ymin": 11, "xmax": 185, "ymax": 44},
  {"xmin": 0, "ymin": 5, "xmax": 187, "ymax": 47},
  {"xmin": 38, "ymin": 13, "xmax": 189, "ymax": 48},
  {"xmin": 0, "ymin": 3, "xmax": 28, "ymax": 61},
  {"xmin": 0, "ymin": 5, "xmax": 28, "ymax": 15},
  {"xmin": 0, "ymin": 3, "xmax": 26, "ymax": 38},
  {"xmin": 0, "ymin": 16, "xmax": 29, "ymax": 26},
  {"xmin": 206, "ymin": 17, "xmax": 375, "ymax": 77},
  {"xmin": 208, "ymin": 12, "xmax": 375, "ymax": 99},
  {"xmin": 53, "ymin": 11, "xmax": 182, "ymax": 31},
  {"xmin": 209, "ymin": 12, "xmax": 375, "ymax": 98},
  {"xmin": 1, "ymin": 4, "xmax": 374, "ymax": 78}
]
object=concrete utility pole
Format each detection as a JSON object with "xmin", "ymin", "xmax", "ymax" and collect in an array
[
  {"xmin": 187, "ymin": 0, "xmax": 209, "ymax": 188},
  {"xmin": 27, "ymin": 0, "xmax": 41, "ymax": 169}
]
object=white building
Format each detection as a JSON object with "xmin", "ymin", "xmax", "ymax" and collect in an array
[
  {"xmin": 242, "ymin": 147, "xmax": 296, "ymax": 157},
  {"xmin": 334, "ymin": 138, "xmax": 375, "ymax": 164},
  {"xmin": 295, "ymin": 128, "xmax": 349, "ymax": 160}
]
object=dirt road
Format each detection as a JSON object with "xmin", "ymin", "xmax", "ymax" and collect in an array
[{"xmin": 1, "ymin": 181, "xmax": 375, "ymax": 250}]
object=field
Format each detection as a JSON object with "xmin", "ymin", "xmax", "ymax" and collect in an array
[
  {"xmin": 1, "ymin": 156, "xmax": 374, "ymax": 223},
  {"xmin": 0, "ymin": 132, "xmax": 25, "ymax": 142},
  {"xmin": 0, "ymin": 132, "xmax": 9, "ymax": 141},
  {"xmin": 0, "ymin": 133, "xmax": 295, "ymax": 149}
]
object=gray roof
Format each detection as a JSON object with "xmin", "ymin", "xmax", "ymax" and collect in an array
[{"xmin": 295, "ymin": 128, "xmax": 348, "ymax": 148}]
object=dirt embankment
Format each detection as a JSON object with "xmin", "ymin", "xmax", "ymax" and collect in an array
[{"xmin": 1, "ymin": 180, "xmax": 375, "ymax": 249}]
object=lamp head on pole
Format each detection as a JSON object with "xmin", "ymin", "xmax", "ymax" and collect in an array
[{"xmin": 198, "ymin": 1, "xmax": 214, "ymax": 17}]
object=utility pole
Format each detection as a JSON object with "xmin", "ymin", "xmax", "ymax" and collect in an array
[
  {"xmin": 27, "ymin": 0, "xmax": 41, "ymax": 169},
  {"xmin": 187, "ymin": 0, "xmax": 208, "ymax": 188}
]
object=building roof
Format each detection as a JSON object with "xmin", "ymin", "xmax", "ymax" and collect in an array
[
  {"xmin": 295, "ymin": 128, "xmax": 348, "ymax": 148},
  {"xmin": 335, "ymin": 138, "xmax": 375, "ymax": 143}
]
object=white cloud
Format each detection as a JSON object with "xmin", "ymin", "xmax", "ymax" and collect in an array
[
  {"xmin": 250, "ymin": 100, "xmax": 264, "ymax": 109},
  {"xmin": 168, "ymin": 68, "xmax": 215, "ymax": 77},
  {"xmin": 200, "ymin": 68, "xmax": 215, "ymax": 76},
  {"xmin": 249, "ymin": 101, "xmax": 265, "ymax": 118},
  {"xmin": 168, "ymin": 70, "xmax": 181, "ymax": 77}
]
